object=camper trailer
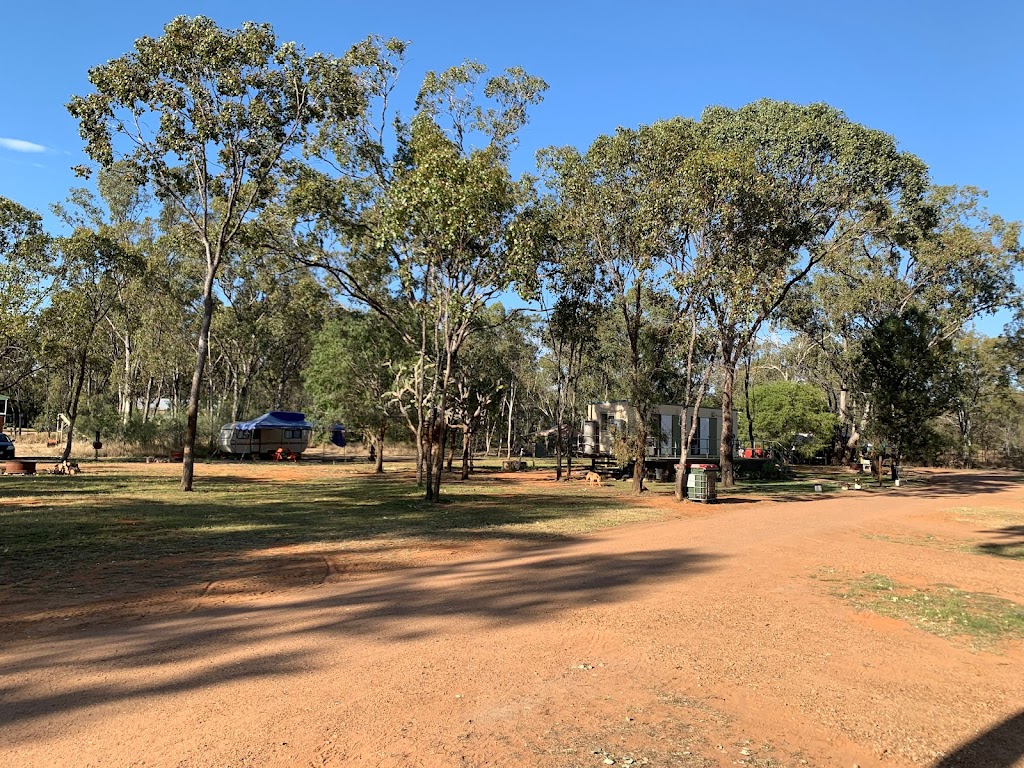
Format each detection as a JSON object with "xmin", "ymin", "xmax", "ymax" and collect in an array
[
  {"xmin": 218, "ymin": 411, "xmax": 313, "ymax": 458},
  {"xmin": 582, "ymin": 400, "xmax": 738, "ymax": 470}
]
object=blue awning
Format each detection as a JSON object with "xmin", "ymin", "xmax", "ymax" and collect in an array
[{"xmin": 233, "ymin": 411, "xmax": 312, "ymax": 431}]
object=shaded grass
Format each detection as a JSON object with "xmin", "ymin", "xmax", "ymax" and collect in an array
[
  {"xmin": 0, "ymin": 465, "xmax": 661, "ymax": 585},
  {"xmin": 863, "ymin": 531, "xmax": 1024, "ymax": 561},
  {"xmin": 946, "ymin": 507, "xmax": 1024, "ymax": 561},
  {"xmin": 834, "ymin": 573, "xmax": 1024, "ymax": 648}
]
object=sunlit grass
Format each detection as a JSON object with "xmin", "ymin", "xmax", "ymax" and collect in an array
[
  {"xmin": 834, "ymin": 573, "xmax": 1024, "ymax": 648},
  {"xmin": 0, "ymin": 462, "xmax": 668, "ymax": 585}
]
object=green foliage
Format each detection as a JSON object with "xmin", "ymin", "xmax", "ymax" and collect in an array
[
  {"xmin": 67, "ymin": 15, "xmax": 368, "ymax": 489},
  {"xmin": 855, "ymin": 308, "xmax": 955, "ymax": 459},
  {"xmin": 677, "ymin": 101, "xmax": 930, "ymax": 482},
  {"xmin": 304, "ymin": 310, "xmax": 408, "ymax": 438},
  {"xmin": 0, "ymin": 198, "xmax": 50, "ymax": 390},
  {"xmin": 744, "ymin": 381, "xmax": 838, "ymax": 458},
  {"xmin": 541, "ymin": 122, "xmax": 694, "ymax": 491}
]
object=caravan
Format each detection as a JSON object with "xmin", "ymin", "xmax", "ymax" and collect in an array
[{"xmin": 218, "ymin": 411, "xmax": 313, "ymax": 458}]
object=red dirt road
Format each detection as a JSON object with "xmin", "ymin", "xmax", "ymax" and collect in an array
[{"xmin": 2, "ymin": 470, "xmax": 1023, "ymax": 767}]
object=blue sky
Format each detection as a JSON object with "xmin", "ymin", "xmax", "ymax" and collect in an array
[{"xmin": 2, "ymin": 0, "xmax": 1021, "ymax": 332}]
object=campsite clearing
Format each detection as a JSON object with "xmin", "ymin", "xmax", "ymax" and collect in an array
[{"xmin": 1, "ymin": 463, "xmax": 1022, "ymax": 767}]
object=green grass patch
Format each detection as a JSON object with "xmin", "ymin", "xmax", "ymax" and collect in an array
[
  {"xmin": 834, "ymin": 573, "xmax": 1024, "ymax": 647},
  {"xmin": 0, "ymin": 465, "xmax": 664, "ymax": 586}
]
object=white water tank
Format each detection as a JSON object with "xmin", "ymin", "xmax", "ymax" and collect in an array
[{"xmin": 582, "ymin": 420, "xmax": 599, "ymax": 455}]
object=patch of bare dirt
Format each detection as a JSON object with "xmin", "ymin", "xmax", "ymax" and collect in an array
[{"xmin": 2, "ymin": 469, "xmax": 1024, "ymax": 767}]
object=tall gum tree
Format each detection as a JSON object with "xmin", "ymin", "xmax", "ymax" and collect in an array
[
  {"xmin": 285, "ymin": 41, "xmax": 547, "ymax": 501},
  {"xmin": 677, "ymin": 101, "xmax": 929, "ymax": 486},
  {"xmin": 67, "ymin": 15, "xmax": 363, "ymax": 490},
  {"xmin": 783, "ymin": 184, "xmax": 1022, "ymax": 461},
  {"xmin": 0, "ymin": 198, "xmax": 50, "ymax": 391},
  {"xmin": 540, "ymin": 122, "xmax": 693, "ymax": 495}
]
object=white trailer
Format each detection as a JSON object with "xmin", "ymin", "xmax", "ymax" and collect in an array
[{"xmin": 218, "ymin": 411, "xmax": 312, "ymax": 457}]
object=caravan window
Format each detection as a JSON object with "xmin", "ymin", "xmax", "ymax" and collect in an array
[
  {"xmin": 236, "ymin": 429, "xmax": 251, "ymax": 439},
  {"xmin": 284, "ymin": 429, "xmax": 303, "ymax": 439}
]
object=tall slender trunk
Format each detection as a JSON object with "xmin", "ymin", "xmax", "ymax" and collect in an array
[
  {"xmin": 182, "ymin": 266, "xmax": 217, "ymax": 492},
  {"xmin": 837, "ymin": 385, "xmax": 849, "ymax": 465},
  {"xmin": 142, "ymin": 376, "xmax": 155, "ymax": 423},
  {"xmin": 744, "ymin": 352, "xmax": 754, "ymax": 450},
  {"xmin": 415, "ymin": 328, "xmax": 427, "ymax": 486},
  {"xmin": 61, "ymin": 346, "xmax": 90, "ymax": 463},
  {"xmin": 505, "ymin": 381, "xmax": 516, "ymax": 459},
  {"xmin": 374, "ymin": 424, "xmax": 385, "ymax": 474},
  {"xmin": 632, "ymin": 419, "xmax": 647, "ymax": 495},
  {"xmin": 566, "ymin": 446, "xmax": 573, "ymax": 478},
  {"xmin": 446, "ymin": 428, "xmax": 456, "ymax": 472},
  {"xmin": 554, "ymin": 422, "xmax": 563, "ymax": 481},
  {"xmin": 230, "ymin": 371, "xmax": 240, "ymax": 422},
  {"xmin": 121, "ymin": 331, "xmax": 133, "ymax": 425},
  {"xmin": 719, "ymin": 344, "xmax": 738, "ymax": 487},
  {"xmin": 461, "ymin": 429, "xmax": 471, "ymax": 480}
]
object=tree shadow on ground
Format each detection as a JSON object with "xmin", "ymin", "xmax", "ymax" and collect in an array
[
  {"xmin": 975, "ymin": 525, "xmax": 1024, "ymax": 559},
  {"xmin": 0, "ymin": 470, "xmax": 678, "ymax": 630},
  {"xmin": 933, "ymin": 710, "xmax": 1024, "ymax": 767},
  {"xmin": 0, "ymin": 545, "xmax": 722, "ymax": 732},
  {"xmin": 891, "ymin": 471, "xmax": 1024, "ymax": 497}
]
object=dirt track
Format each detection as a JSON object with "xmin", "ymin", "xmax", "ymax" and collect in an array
[{"xmin": 2, "ymin": 470, "xmax": 1023, "ymax": 767}]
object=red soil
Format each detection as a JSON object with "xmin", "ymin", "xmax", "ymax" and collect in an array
[{"xmin": 2, "ymin": 468, "xmax": 1023, "ymax": 767}]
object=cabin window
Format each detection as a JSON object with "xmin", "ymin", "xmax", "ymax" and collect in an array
[
  {"xmin": 284, "ymin": 429, "xmax": 303, "ymax": 439},
  {"xmin": 689, "ymin": 417, "xmax": 717, "ymax": 457},
  {"xmin": 236, "ymin": 429, "xmax": 251, "ymax": 439}
]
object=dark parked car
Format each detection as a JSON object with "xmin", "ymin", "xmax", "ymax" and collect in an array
[{"xmin": 0, "ymin": 433, "xmax": 15, "ymax": 460}]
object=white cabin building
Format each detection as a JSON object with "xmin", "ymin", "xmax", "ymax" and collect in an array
[{"xmin": 583, "ymin": 400, "xmax": 738, "ymax": 463}]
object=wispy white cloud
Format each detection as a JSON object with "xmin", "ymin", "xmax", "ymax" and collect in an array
[{"xmin": 0, "ymin": 137, "xmax": 48, "ymax": 153}]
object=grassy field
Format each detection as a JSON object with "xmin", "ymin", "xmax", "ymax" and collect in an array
[
  {"xmin": 0, "ymin": 461, "xmax": 667, "ymax": 585},
  {"xmin": 0, "ymin": 459, "xmax": 873, "ymax": 591}
]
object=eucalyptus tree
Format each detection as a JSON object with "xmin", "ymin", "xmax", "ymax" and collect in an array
[
  {"xmin": 304, "ymin": 309, "xmax": 408, "ymax": 473},
  {"xmin": 540, "ymin": 294, "xmax": 601, "ymax": 479},
  {"xmin": 855, "ymin": 307, "xmax": 955, "ymax": 477},
  {"xmin": 51, "ymin": 163, "xmax": 160, "ymax": 424},
  {"xmin": 68, "ymin": 15, "xmax": 364, "ymax": 490},
  {"xmin": 214, "ymin": 251, "xmax": 330, "ymax": 421},
  {"xmin": 678, "ymin": 101, "xmax": 930, "ymax": 485},
  {"xmin": 43, "ymin": 229, "xmax": 142, "ymax": 460},
  {"xmin": 785, "ymin": 185, "xmax": 1022, "ymax": 460},
  {"xmin": 448, "ymin": 309, "xmax": 521, "ymax": 478},
  {"xmin": 540, "ymin": 122, "xmax": 693, "ymax": 494},
  {"xmin": 0, "ymin": 198, "xmax": 50, "ymax": 391},
  {"xmin": 287, "ymin": 41, "xmax": 547, "ymax": 501}
]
